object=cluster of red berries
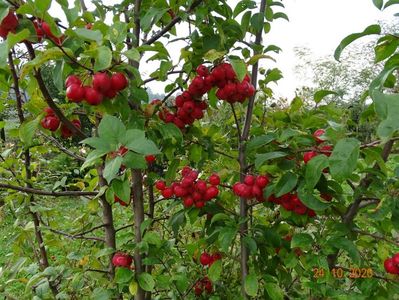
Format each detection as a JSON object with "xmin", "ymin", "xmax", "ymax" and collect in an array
[
  {"xmin": 40, "ymin": 107, "xmax": 81, "ymax": 138},
  {"xmin": 384, "ymin": 254, "xmax": 399, "ymax": 274},
  {"xmin": 194, "ymin": 276, "xmax": 213, "ymax": 296},
  {"xmin": 112, "ymin": 252, "xmax": 133, "ymax": 269},
  {"xmin": 268, "ymin": 193, "xmax": 316, "ymax": 217},
  {"xmin": 303, "ymin": 129, "xmax": 333, "ymax": 164},
  {"xmin": 65, "ymin": 72, "xmax": 128, "ymax": 105},
  {"xmin": 199, "ymin": 251, "xmax": 222, "ymax": 267},
  {"xmin": 212, "ymin": 63, "xmax": 256, "ymax": 103},
  {"xmin": 0, "ymin": 10, "xmax": 18, "ymax": 39},
  {"xmin": 155, "ymin": 167, "xmax": 220, "ymax": 208},
  {"xmin": 33, "ymin": 19, "xmax": 64, "ymax": 45},
  {"xmin": 232, "ymin": 175, "xmax": 270, "ymax": 202},
  {"xmin": 158, "ymin": 62, "xmax": 255, "ymax": 129}
]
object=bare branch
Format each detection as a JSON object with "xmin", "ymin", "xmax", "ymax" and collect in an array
[
  {"xmin": 144, "ymin": 0, "xmax": 203, "ymax": 45},
  {"xmin": 39, "ymin": 132, "xmax": 85, "ymax": 162},
  {"xmin": 0, "ymin": 183, "xmax": 98, "ymax": 197},
  {"xmin": 45, "ymin": 227, "xmax": 105, "ymax": 242}
]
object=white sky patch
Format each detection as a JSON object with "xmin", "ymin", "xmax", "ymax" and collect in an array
[{"xmin": 50, "ymin": 0, "xmax": 397, "ymax": 100}]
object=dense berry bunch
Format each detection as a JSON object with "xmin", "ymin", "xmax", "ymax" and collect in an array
[
  {"xmin": 0, "ymin": 10, "xmax": 18, "ymax": 39},
  {"xmin": 33, "ymin": 19, "xmax": 64, "ymax": 45},
  {"xmin": 194, "ymin": 276, "xmax": 213, "ymax": 296},
  {"xmin": 158, "ymin": 62, "xmax": 256, "ymax": 129},
  {"xmin": 199, "ymin": 251, "xmax": 222, "ymax": 267},
  {"xmin": 384, "ymin": 254, "xmax": 399, "ymax": 274},
  {"xmin": 232, "ymin": 175, "xmax": 270, "ymax": 202},
  {"xmin": 268, "ymin": 193, "xmax": 316, "ymax": 217},
  {"xmin": 112, "ymin": 252, "xmax": 133, "ymax": 269},
  {"xmin": 40, "ymin": 107, "xmax": 81, "ymax": 138},
  {"xmin": 303, "ymin": 129, "xmax": 333, "ymax": 164},
  {"xmin": 65, "ymin": 72, "xmax": 128, "ymax": 105},
  {"xmin": 155, "ymin": 167, "xmax": 220, "ymax": 209},
  {"xmin": 212, "ymin": 63, "xmax": 256, "ymax": 103}
]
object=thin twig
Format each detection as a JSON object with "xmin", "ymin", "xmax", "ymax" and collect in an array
[
  {"xmin": 39, "ymin": 132, "xmax": 85, "ymax": 162},
  {"xmin": 0, "ymin": 183, "xmax": 98, "ymax": 197},
  {"xmin": 46, "ymin": 227, "xmax": 105, "ymax": 242}
]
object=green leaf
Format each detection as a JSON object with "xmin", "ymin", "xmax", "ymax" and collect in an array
[
  {"xmin": 314, "ymin": 90, "xmax": 338, "ymax": 103},
  {"xmin": 264, "ymin": 68, "xmax": 283, "ymax": 84},
  {"xmin": 291, "ymin": 233, "xmax": 313, "ymax": 249},
  {"xmin": 35, "ymin": 0, "xmax": 51, "ymax": 12},
  {"xmin": 141, "ymin": 8, "xmax": 169, "ymax": 32},
  {"xmin": 94, "ymin": 46, "xmax": 112, "ymax": 71},
  {"xmin": 143, "ymin": 232, "xmax": 162, "ymax": 248},
  {"xmin": 275, "ymin": 172, "xmax": 298, "ymax": 197},
  {"xmin": 370, "ymin": 54, "xmax": 399, "ymax": 90},
  {"xmin": 244, "ymin": 274, "xmax": 259, "ymax": 297},
  {"xmin": 19, "ymin": 117, "xmax": 40, "ymax": 147},
  {"xmin": 81, "ymin": 149, "xmax": 109, "ymax": 170},
  {"xmin": 81, "ymin": 137, "xmax": 115, "ymax": 152},
  {"xmin": 251, "ymin": 12, "xmax": 264, "ymax": 32},
  {"xmin": 211, "ymin": 213, "xmax": 230, "ymax": 225},
  {"xmin": 327, "ymin": 237, "xmax": 360, "ymax": 264},
  {"xmin": 98, "ymin": 115, "xmax": 126, "ymax": 144},
  {"xmin": 255, "ymin": 151, "xmax": 287, "ymax": 169},
  {"xmin": 129, "ymin": 281, "xmax": 138, "ymax": 295},
  {"xmin": 114, "ymin": 267, "xmax": 134, "ymax": 284},
  {"xmin": 297, "ymin": 186, "xmax": 331, "ymax": 211},
  {"xmin": 0, "ymin": 3, "xmax": 9, "ymax": 24},
  {"xmin": 375, "ymin": 36, "xmax": 399, "ymax": 63},
  {"xmin": 138, "ymin": 273, "xmax": 155, "ymax": 292},
  {"xmin": 208, "ymin": 260, "xmax": 222, "ymax": 282},
  {"xmin": 103, "ymin": 156, "xmax": 123, "ymax": 183},
  {"xmin": 122, "ymin": 152, "xmax": 147, "ymax": 169},
  {"xmin": 329, "ymin": 138, "xmax": 360, "ymax": 181},
  {"xmin": 305, "ymin": 155, "xmax": 329, "ymax": 189},
  {"xmin": 112, "ymin": 179, "xmax": 130, "ymax": 203},
  {"xmin": 95, "ymin": 247, "xmax": 115, "ymax": 258},
  {"xmin": 370, "ymin": 90, "xmax": 399, "ymax": 138},
  {"xmin": 7, "ymin": 29, "xmax": 30, "ymax": 49},
  {"xmin": 123, "ymin": 48, "xmax": 140, "ymax": 62},
  {"xmin": 334, "ymin": 24, "xmax": 381, "ymax": 61},
  {"xmin": 247, "ymin": 133, "xmax": 277, "ymax": 152},
  {"xmin": 273, "ymin": 12, "xmax": 289, "ymax": 21},
  {"xmin": 74, "ymin": 28, "xmax": 103, "ymax": 43},
  {"xmin": 218, "ymin": 228, "xmax": 236, "ymax": 252},
  {"xmin": 373, "ymin": 0, "xmax": 384, "ymax": 9},
  {"xmin": 229, "ymin": 57, "xmax": 247, "ymax": 82},
  {"xmin": 247, "ymin": 54, "xmax": 275, "ymax": 65},
  {"xmin": 265, "ymin": 282, "xmax": 284, "ymax": 300},
  {"xmin": 384, "ymin": 0, "xmax": 399, "ymax": 9},
  {"xmin": 90, "ymin": 288, "xmax": 113, "ymax": 300},
  {"xmin": 125, "ymin": 130, "xmax": 160, "ymax": 155},
  {"xmin": 158, "ymin": 123, "xmax": 183, "ymax": 144}
]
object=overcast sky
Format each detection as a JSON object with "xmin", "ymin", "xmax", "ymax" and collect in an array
[{"xmin": 50, "ymin": 0, "xmax": 397, "ymax": 99}]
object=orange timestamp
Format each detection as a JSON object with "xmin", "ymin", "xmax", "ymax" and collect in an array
[{"xmin": 313, "ymin": 267, "xmax": 374, "ymax": 279}]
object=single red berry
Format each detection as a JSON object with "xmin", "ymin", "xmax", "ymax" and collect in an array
[
  {"xmin": 244, "ymin": 175, "xmax": 255, "ymax": 186},
  {"xmin": 313, "ymin": 129, "xmax": 326, "ymax": 144},
  {"xmin": 204, "ymin": 186, "xmax": 219, "ymax": 201},
  {"xmin": 65, "ymin": 75, "xmax": 81, "ymax": 88},
  {"xmin": 145, "ymin": 155, "xmax": 156, "ymax": 163},
  {"xmin": 303, "ymin": 151, "xmax": 318, "ymax": 164},
  {"xmin": 1, "ymin": 11, "xmax": 18, "ymax": 31},
  {"xmin": 255, "ymin": 175, "xmax": 269, "ymax": 188},
  {"xmin": 161, "ymin": 187, "xmax": 174, "ymax": 198},
  {"xmin": 181, "ymin": 166, "xmax": 192, "ymax": 177},
  {"xmin": 155, "ymin": 180, "xmax": 166, "ymax": 191},
  {"xmin": 183, "ymin": 196, "xmax": 194, "ymax": 208},
  {"xmin": 196, "ymin": 64, "xmax": 209, "ymax": 77},
  {"xmin": 208, "ymin": 174, "xmax": 220, "ymax": 186},
  {"xmin": 41, "ymin": 116, "xmax": 60, "ymax": 131},
  {"xmin": 200, "ymin": 252, "xmax": 212, "ymax": 266},
  {"xmin": 392, "ymin": 253, "xmax": 399, "ymax": 266},
  {"xmin": 43, "ymin": 107, "xmax": 55, "ymax": 116},
  {"xmin": 111, "ymin": 72, "xmax": 128, "ymax": 91},
  {"xmin": 66, "ymin": 83, "xmax": 85, "ymax": 102},
  {"xmin": 384, "ymin": 258, "xmax": 399, "ymax": 274},
  {"xmin": 320, "ymin": 144, "xmax": 333, "ymax": 157},
  {"xmin": 195, "ymin": 180, "xmax": 207, "ymax": 194},
  {"xmin": 320, "ymin": 193, "xmax": 332, "ymax": 201},
  {"xmin": 85, "ymin": 87, "xmax": 103, "ymax": 105},
  {"xmin": 92, "ymin": 72, "xmax": 111, "ymax": 93},
  {"xmin": 112, "ymin": 252, "xmax": 133, "ymax": 268},
  {"xmin": 195, "ymin": 201, "xmax": 205, "ymax": 208}
]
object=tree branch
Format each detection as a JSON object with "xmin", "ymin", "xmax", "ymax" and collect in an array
[
  {"xmin": 352, "ymin": 228, "xmax": 399, "ymax": 247},
  {"xmin": 0, "ymin": 183, "xmax": 98, "ymax": 197},
  {"xmin": 46, "ymin": 227, "xmax": 105, "ymax": 242},
  {"xmin": 143, "ymin": 0, "xmax": 203, "ymax": 45},
  {"xmin": 39, "ymin": 132, "xmax": 85, "ymax": 162}
]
